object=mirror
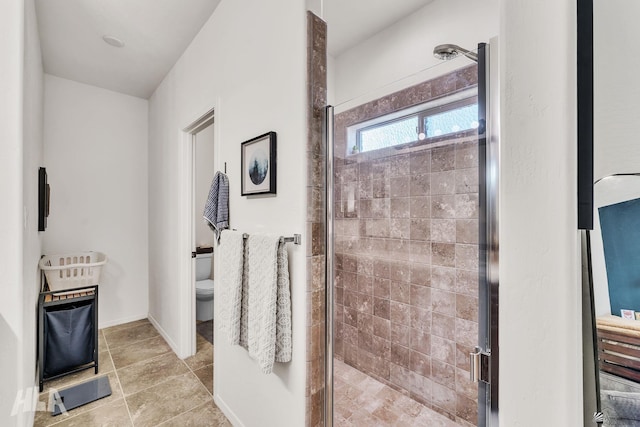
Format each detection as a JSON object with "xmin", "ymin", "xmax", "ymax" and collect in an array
[
  {"xmin": 589, "ymin": 176, "xmax": 640, "ymax": 425},
  {"xmin": 582, "ymin": 0, "xmax": 640, "ymax": 425}
]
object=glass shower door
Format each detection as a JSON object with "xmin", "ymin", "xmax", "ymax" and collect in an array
[{"xmin": 325, "ymin": 41, "xmax": 499, "ymax": 427}]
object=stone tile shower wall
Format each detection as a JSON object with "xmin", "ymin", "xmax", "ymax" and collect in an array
[
  {"xmin": 333, "ymin": 66, "xmax": 479, "ymax": 426},
  {"xmin": 305, "ymin": 11, "xmax": 326, "ymax": 427}
]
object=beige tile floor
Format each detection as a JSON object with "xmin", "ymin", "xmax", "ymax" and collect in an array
[
  {"xmin": 333, "ymin": 359, "xmax": 463, "ymax": 427},
  {"xmin": 34, "ymin": 319, "xmax": 230, "ymax": 427}
]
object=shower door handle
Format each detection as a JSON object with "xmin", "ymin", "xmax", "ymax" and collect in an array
[{"xmin": 470, "ymin": 347, "xmax": 491, "ymax": 384}]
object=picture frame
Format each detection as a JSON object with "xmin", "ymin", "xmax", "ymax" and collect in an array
[
  {"xmin": 241, "ymin": 131, "xmax": 277, "ymax": 196},
  {"xmin": 621, "ymin": 309, "xmax": 635, "ymax": 320}
]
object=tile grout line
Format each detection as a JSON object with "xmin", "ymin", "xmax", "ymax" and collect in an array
[
  {"xmin": 154, "ymin": 337, "xmax": 217, "ymax": 424},
  {"xmin": 181, "ymin": 354, "xmax": 214, "ymax": 398},
  {"xmin": 120, "ymin": 366, "xmax": 193, "ymax": 400},
  {"xmin": 105, "ymin": 329, "xmax": 136, "ymax": 427},
  {"xmin": 155, "ymin": 399, "xmax": 211, "ymax": 427},
  {"xmin": 39, "ymin": 330, "xmax": 117, "ymax": 427},
  {"xmin": 115, "ymin": 348, "xmax": 177, "ymax": 376},
  {"xmin": 156, "ymin": 347, "xmax": 216, "ymax": 426},
  {"xmin": 106, "ymin": 331, "xmax": 162, "ymax": 352}
]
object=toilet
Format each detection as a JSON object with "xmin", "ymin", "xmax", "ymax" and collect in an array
[{"xmin": 195, "ymin": 250, "xmax": 214, "ymax": 321}]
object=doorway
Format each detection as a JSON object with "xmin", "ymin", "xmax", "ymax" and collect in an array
[
  {"xmin": 193, "ymin": 123, "xmax": 216, "ymax": 346},
  {"xmin": 180, "ymin": 108, "xmax": 216, "ymax": 358}
]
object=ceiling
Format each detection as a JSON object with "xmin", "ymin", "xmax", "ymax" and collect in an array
[
  {"xmin": 35, "ymin": 0, "xmax": 435, "ymax": 99},
  {"xmin": 324, "ymin": 0, "xmax": 435, "ymax": 56},
  {"xmin": 35, "ymin": 0, "xmax": 222, "ymax": 99}
]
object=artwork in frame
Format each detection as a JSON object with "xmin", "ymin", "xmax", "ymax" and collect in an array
[{"xmin": 241, "ymin": 131, "xmax": 277, "ymax": 196}]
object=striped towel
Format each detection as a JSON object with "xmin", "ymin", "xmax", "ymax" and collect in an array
[{"xmin": 203, "ymin": 171, "xmax": 229, "ymax": 241}]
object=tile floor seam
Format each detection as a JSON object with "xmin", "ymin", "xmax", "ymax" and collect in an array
[
  {"xmin": 116, "ymin": 349, "xmax": 184, "ymax": 376},
  {"xmin": 194, "ymin": 362, "xmax": 215, "ymax": 398},
  {"xmin": 115, "ymin": 339, "xmax": 203, "ymax": 399},
  {"xmin": 154, "ymin": 400, "xmax": 212, "ymax": 426},
  {"xmin": 40, "ymin": 409, "xmax": 76, "ymax": 427},
  {"xmin": 184, "ymin": 365, "xmax": 214, "ymax": 398},
  {"xmin": 134, "ymin": 372, "xmax": 211, "ymax": 426},
  {"xmin": 194, "ymin": 368, "xmax": 214, "ymax": 398},
  {"xmin": 119, "ymin": 369, "xmax": 191, "ymax": 401},
  {"xmin": 108, "ymin": 335, "xmax": 135, "ymax": 427},
  {"xmin": 110, "ymin": 334, "xmax": 173, "ymax": 360},
  {"xmin": 105, "ymin": 332, "xmax": 162, "ymax": 352},
  {"xmin": 39, "ymin": 398, "xmax": 130, "ymax": 427}
]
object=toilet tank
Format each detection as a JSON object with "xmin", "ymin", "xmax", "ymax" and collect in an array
[{"xmin": 195, "ymin": 251, "xmax": 213, "ymax": 281}]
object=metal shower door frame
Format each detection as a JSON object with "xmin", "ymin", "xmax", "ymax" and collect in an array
[{"xmin": 477, "ymin": 40, "xmax": 500, "ymax": 427}]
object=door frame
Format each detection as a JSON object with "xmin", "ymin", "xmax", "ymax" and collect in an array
[
  {"xmin": 178, "ymin": 104, "xmax": 218, "ymax": 358},
  {"xmin": 478, "ymin": 37, "xmax": 500, "ymax": 426}
]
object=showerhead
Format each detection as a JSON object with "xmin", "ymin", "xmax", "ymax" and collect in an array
[{"xmin": 433, "ymin": 44, "xmax": 478, "ymax": 63}]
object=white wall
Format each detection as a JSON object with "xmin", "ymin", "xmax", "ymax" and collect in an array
[
  {"xmin": 0, "ymin": 0, "xmax": 25, "ymax": 425},
  {"xmin": 500, "ymin": 0, "xmax": 582, "ymax": 425},
  {"xmin": 332, "ymin": 0, "xmax": 499, "ymax": 109},
  {"xmin": 22, "ymin": 0, "xmax": 44, "ymax": 426},
  {"xmin": 43, "ymin": 75, "xmax": 149, "ymax": 328},
  {"xmin": 195, "ymin": 124, "xmax": 216, "ymax": 255},
  {"xmin": 1, "ymin": 0, "xmax": 44, "ymax": 425},
  {"xmin": 147, "ymin": 0, "xmax": 307, "ymax": 426},
  {"xmin": 594, "ymin": 0, "xmax": 640, "ymax": 180}
]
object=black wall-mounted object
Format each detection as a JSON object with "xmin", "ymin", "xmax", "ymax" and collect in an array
[
  {"xmin": 38, "ymin": 167, "xmax": 50, "ymax": 231},
  {"xmin": 577, "ymin": 0, "xmax": 594, "ymax": 230}
]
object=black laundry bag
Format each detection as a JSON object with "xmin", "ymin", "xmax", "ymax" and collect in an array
[{"xmin": 43, "ymin": 302, "xmax": 94, "ymax": 377}]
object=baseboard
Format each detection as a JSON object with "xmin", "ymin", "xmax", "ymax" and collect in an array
[
  {"xmin": 147, "ymin": 314, "xmax": 180, "ymax": 357},
  {"xmin": 99, "ymin": 313, "xmax": 148, "ymax": 329},
  {"xmin": 214, "ymin": 392, "xmax": 245, "ymax": 427}
]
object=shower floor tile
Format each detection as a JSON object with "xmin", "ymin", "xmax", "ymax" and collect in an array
[{"xmin": 334, "ymin": 359, "xmax": 463, "ymax": 426}]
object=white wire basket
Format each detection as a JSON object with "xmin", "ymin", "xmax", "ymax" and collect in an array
[{"xmin": 39, "ymin": 252, "xmax": 108, "ymax": 292}]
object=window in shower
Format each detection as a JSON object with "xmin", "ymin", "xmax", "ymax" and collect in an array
[{"xmin": 350, "ymin": 94, "xmax": 479, "ymax": 154}]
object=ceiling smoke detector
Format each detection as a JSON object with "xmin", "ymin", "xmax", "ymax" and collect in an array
[{"xmin": 102, "ymin": 35, "xmax": 125, "ymax": 48}]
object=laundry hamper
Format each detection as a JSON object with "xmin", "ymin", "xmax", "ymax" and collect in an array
[
  {"xmin": 39, "ymin": 252, "xmax": 108, "ymax": 292},
  {"xmin": 38, "ymin": 252, "xmax": 107, "ymax": 391}
]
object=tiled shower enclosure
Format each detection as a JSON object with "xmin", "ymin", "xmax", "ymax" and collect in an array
[{"xmin": 332, "ymin": 65, "xmax": 480, "ymax": 426}]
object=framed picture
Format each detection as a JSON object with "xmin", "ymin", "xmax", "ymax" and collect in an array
[
  {"xmin": 241, "ymin": 131, "xmax": 277, "ymax": 196},
  {"xmin": 621, "ymin": 309, "xmax": 635, "ymax": 320}
]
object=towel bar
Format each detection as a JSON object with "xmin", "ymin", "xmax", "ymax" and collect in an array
[{"xmin": 242, "ymin": 233, "xmax": 301, "ymax": 245}]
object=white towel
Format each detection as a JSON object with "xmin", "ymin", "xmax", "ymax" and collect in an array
[
  {"xmin": 218, "ymin": 230, "xmax": 244, "ymax": 344},
  {"xmin": 247, "ymin": 233, "xmax": 292, "ymax": 373},
  {"xmin": 274, "ymin": 240, "xmax": 292, "ymax": 363}
]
